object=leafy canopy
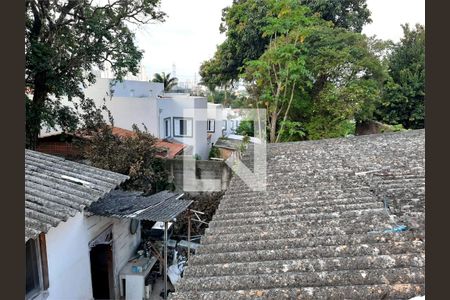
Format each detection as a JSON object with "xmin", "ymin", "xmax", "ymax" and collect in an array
[
  {"xmin": 375, "ymin": 24, "xmax": 425, "ymax": 129},
  {"xmin": 238, "ymin": 0, "xmax": 385, "ymax": 141},
  {"xmin": 199, "ymin": 0, "xmax": 372, "ymax": 88}
]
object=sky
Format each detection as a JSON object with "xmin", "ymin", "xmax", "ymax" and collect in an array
[{"xmin": 133, "ymin": 0, "xmax": 425, "ymax": 83}]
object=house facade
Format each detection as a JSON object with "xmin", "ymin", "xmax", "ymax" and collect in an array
[
  {"xmin": 81, "ymin": 79, "xmax": 228, "ymax": 159},
  {"xmin": 26, "ymin": 150, "xmax": 193, "ymax": 300},
  {"xmin": 26, "ymin": 150, "xmax": 136, "ymax": 300}
]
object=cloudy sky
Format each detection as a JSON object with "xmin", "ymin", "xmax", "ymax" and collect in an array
[{"xmin": 134, "ymin": 0, "xmax": 425, "ymax": 83}]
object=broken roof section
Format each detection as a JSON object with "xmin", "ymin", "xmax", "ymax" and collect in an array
[
  {"xmin": 88, "ymin": 190, "xmax": 193, "ymax": 222},
  {"xmin": 25, "ymin": 149, "xmax": 129, "ymax": 242},
  {"xmin": 171, "ymin": 129, "xmax": 425, "ymax": 299}
]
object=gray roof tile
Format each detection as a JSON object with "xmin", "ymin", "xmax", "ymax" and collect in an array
[
  {"xmin": 171, "ymin": 130, "xmax": 425, "ymax": 299},
  {"xmin": 25, "ymin": 150, "xmax": 129, "ymax": 242}
]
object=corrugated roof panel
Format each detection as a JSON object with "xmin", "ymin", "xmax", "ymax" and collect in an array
[
  {"xmin": 171, "ymin": 130, "xmax": 425, "ymax": 299},
  {"xmin": 25, "ymin": 149, "xmax": 129, "ymax": 242}
]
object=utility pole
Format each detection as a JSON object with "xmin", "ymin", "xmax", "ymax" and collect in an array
[{"xmin": 164, "ymin": 221, "xmax": 168, "ymax": 300}]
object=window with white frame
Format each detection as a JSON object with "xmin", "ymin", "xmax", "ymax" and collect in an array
[
  {"xmin": 164, "ymin": 117, "xmax": 171, "ymax": 138},
  {"xmin": 26, "ymin": 234, "xmax": 49, "ymax": 299},
  {"xmin": 223, "ymin": 120, "xmax": 227, "ymax": 130},
  {"xmin": 207, "ymin": 119, "xmax": 215, "ymax": 132},
  {"xmin": 173, "ymin": 117, "xmax": 193, "ymax": 137}
]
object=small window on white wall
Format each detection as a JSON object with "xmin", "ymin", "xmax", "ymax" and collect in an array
[
  {"xmin": 173, "ymin": 117, "xmax": 193, "ymax": 137},
  {"xmin": 26, "ymin": 234, "xmax": 49, "ymax": 299},
  {"xmin": 223, "ymin": 120, "xmax": 227, "ymax": 130},
  {"xmin": 164, "ymin": 118, "xmax": 171, "ymax": 138},
  {"xmin": 207, "ymin": 119, "xmax": 215, "ymax": 132}
]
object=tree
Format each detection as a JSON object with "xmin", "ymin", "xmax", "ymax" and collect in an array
[
  {"xmin": 25, "ymin": 0, "xmax": 166, "ymax": 149},
  {"xmin": 240, "ymin": 0, "xmax": 384, "ymax": 142},
  {"xmin": 199, "ymin": 0, "xmax": 372, "ymax": 89},
  {"xmin": 152, "ymin": 72, "xmax": 178, "ymax": 92},
  {"xmin": 300, "ymin": 26, "xmax": 386, "ymax": 139},
  {"xmin": 84, "ymin": 124, "xmax": 169, "ymax": 194},
  {"xmin": 376, "ymin": 24, "xmax": 425, "ymax": 129},
  {"xmin": 302, "ymin": 0, "xmax": 372, "ymax": 32}
]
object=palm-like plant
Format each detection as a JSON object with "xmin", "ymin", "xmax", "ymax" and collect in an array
[{"xmin": 152, "ymin": 72, "xmax": 178, "ymax": 92}]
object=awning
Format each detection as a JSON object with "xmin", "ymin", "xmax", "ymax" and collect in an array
[{"xmin": 88, "ymin": 190, "xmax": 193, "ymax": 222}]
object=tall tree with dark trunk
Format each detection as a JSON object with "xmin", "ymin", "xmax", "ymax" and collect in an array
[{"xmin": 25, "ymin": 0, "xmax": 166, "ymax": 149}]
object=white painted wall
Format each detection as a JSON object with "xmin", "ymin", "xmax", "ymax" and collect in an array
[
  {"xmin": 44, "ymin": 211, "xmax": 141, "ymax": 300},
  {"xmin": 158, "ymin": 95, "xmax": 209, "ymax": 159},
  {"xmin": 223, "ymin": 108, "xmax": 243, "ymax": 136},
  {"xmin": 45, "ymin": 212, "xmax": 93, "ymax": 300},
  {"xmin": 207, "ymin": 103, "xmax": 225, "ymax": 146},
  {"xmin": 83, "ymin": 78, "xmax": 162, "ymax": 134}
]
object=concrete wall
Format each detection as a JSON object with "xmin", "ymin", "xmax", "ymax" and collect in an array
[
  {"xmin": 166, "ymin": 159, "xmax": 233, "ymax": 192},
  {"xmin": 44, "ymin": 211, "xmax": 141, "ymax": 300}
]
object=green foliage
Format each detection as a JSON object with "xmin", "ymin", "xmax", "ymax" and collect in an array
[
  {"xmin": 376, "ymin": 24, "xmax": 425, "ymax": 129},
  {"xmin": 302, "ymin": 0, "xmax": 372, "ymax": 32},
  {"xmin": 277, "ymin": 120, "xmax": 306, "ymax": 142},
  {"xmin": 236, "ymin": 120, "xmax": 255, "ymax": 137},
  {"xmin": 25, "ymin": 0, "xmax": 166, "ymax": 149},
  {"xmin": 237, "ymin": 0, "xmax": 384, "ymax": 142},
  {"xmin": 207, "ymin": 90, "xmax": 238, "ymax": 107},
  {"xmin": 152, "ymin": 72, "xmax": 178, "ymax": 92},
  {"xmin": 208, "ymin": 146, "xmax": 221, "ymax": 159},
  {"xmin": 239, "ymin": 135, "xmax": 251, "ymax": 153},
  {"xmin": 380, "ymin": 123, "xmax": 405, "ymax": 133},
  {"xmin": 305, "ymin": 117, "xmax": 356, "ymax": 140},
  {"xmin": 199, "ymin": 0, "xmax": 372, "ymax": 90},
  {"xmin": 84, "ymin": 124, "xmax": 169, "ymax": 195}
]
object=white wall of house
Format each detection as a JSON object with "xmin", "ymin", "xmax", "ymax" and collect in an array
[
  {"xmin": 44, "ymin": 211, "xmax": 141, "ymax": 300},
  {"xmin": 83, "ymin": 78, "xmax": 162, "ymax": 134},
  {"xmin": 222, "ymin": 108, "xmax": 243, "ymax": 136},
  {"xmin": 158, "ymin": 95, "xmax": 209, "ymax": 159},
  {"xmin": 45, "ymin": 212, "xmax": 93, "ymax": 300},
  {"xmin": 207, "ymin": 103, "xmax": 225, "ymax": 147}
]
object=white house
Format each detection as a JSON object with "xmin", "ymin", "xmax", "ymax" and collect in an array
[
  {"xmin": 26, "ymin": 150, "xmax": 191, "ymax": 300},
  {"xmin": 47, "ymin": 75, "xmax": 241, "ymax": 159},
  {"xmin": 25, "ymin": 150, "xmax": 135, "ymax": 300},
  {"xmin": 222, "ymin": 108, "xmax": 243, "ymax": 136},
  {"xmin": 81, "ymin": 78, "xmax": 227, "ymax": 159},
  {"xmin": 206, "ymin": 103, "xmax": 225, "ymax": 148}
]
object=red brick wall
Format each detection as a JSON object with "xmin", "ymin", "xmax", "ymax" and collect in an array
[{"xmin": 36, "ymin": 141, "xmax": 82, "ymax": 158}]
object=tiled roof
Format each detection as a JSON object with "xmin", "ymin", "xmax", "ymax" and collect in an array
[
  {"xmin": 111, "ymin": 127, "xmax": 186, "ymax": 159},
  {"xmin": 88, "ymin": 190, "xmax": 193, "ymax": 222},
  {"xmin": 25, "ymin": 150, "xmax": 129, "ymax": 242},
  {"xmin": 38, "ymin": 128, "xmax": 186, "ymax": 159},
  {"xmin": 171, "ymin": 130, "xmax": 425, "ymax": 299}
]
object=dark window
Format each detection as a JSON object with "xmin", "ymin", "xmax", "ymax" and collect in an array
[
  {"xmin": 173, "ymin": 117, "xmax": 193, "ymax": 137},
  {"xmin": 164, "ymin": 118, "xmax": 170, "ymax": 137},
  {"xmin": 180, "ymin": 119, "xmax": 187, "ymax": 135},
  {"xmin": 207, "ymin": 120, "xmax": 215, "ymax": 132},
  {"xmin": 26, "ymin": 239, "xmax": 40, "ymax": 295}
]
